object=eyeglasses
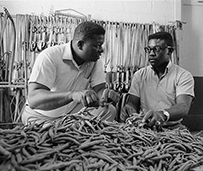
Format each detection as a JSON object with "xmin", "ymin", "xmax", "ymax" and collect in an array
[{"xmin": 144, "ymin": 45, "xmax": 171, "ymax": 54}]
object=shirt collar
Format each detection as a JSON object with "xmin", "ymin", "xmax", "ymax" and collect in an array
[
  {"xmin": 167, "ymin": 60, "xmax": 172, "ymax": 70},
  {"xmin": 62, "ymin": 41, "xmax": 74, "ymax": 60},
  {"xmin": 62, "ymin": 41, "xmax": 92, "ymax": 69}
]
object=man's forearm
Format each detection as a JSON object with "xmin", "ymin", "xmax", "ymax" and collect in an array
[
  {"xmin": 165, "ymin": 103, "xmax": 191, "ymax": 121},
  {"xmin": 28, "ymin": 90, "xmax": 73, "ymax": 110}
]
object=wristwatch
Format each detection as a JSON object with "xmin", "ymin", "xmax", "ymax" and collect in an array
[{"xmin": 159, "ymin": 109, "xmax": 170, "ymax": 122}]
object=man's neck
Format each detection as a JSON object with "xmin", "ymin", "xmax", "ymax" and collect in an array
[
  {"xmin": 153, "ymin": 61, "xmax": 169, "ymax": 78},
  {"xmin": 71, "ymin": 41, "xmax": 85, "ymax": 66}
]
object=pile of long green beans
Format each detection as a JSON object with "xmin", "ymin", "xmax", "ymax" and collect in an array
[{"xmin": 0, "ymin": 110, "xmax": 203, "ymax": 171}]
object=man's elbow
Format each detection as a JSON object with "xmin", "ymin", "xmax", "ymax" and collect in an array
[
  {"xmin": 182, "ymin": 103, "xmax": 191, "ymax": 116},
  {"xmin": 27, "ymin": 94, "xmax": 38, "ymax": 109}
]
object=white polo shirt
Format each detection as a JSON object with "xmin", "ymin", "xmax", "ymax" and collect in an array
[
  {"xmin": 28, "ymin": 41, "xmax": 105, "ymax": 117},
  {"xmin": 129, "ymin": 61, "xmax": 194, "ymax": 125}
]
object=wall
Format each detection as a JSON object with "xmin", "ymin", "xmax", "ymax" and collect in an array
[
  {"xmin": 0, "ymin": 0, "xmax": 177, "ymax": 25},
  {"xmin": 180, "ymin": 1, "xmax": 203, "ymax": 131},
  {"xmin": 181, "ymin": 1, "xmax": 203, "ymax": 77}
]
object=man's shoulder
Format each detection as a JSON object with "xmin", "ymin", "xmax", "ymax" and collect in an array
[
  {"xmin": 44, "ymin": 43, "xmax": 69, "ymax": 53},
  {"xmin": 170, "ymin": 64, "xmax": 194, "ymax": 83},
  {"xmin": 38, "ymin": 43, "xmax": 71, "ymax": 61},
  {"xmin": 172, "ymin": 64, "xmax": 192, "ymax": 75},
  {"xmin": 135, "ymin": 65, "xmax": 152, "ymax": 74},
  {"xmin": 132, "ymin": 66, "xmax": 152, "ymax": 80}
]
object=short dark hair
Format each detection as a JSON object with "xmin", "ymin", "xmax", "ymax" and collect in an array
[
  {"xmin": 73, "ymin": 21, "xmax": 105, "ymax": 41},
  {"xmin": 148, "ymin": 31, "xmax": 173, "ymax": 47}
]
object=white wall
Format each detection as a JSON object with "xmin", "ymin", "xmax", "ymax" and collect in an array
[
  {"xmin": 181, "ymin": 1, "xmax": 203, "ymax": 76},
  {"xmin": 0, "ymin": 0, "xmax": 177, "ymax": 25}
]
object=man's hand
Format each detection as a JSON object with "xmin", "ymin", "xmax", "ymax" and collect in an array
[
  {"xmin": 71, "ymin": 90, "xmax": 100, "ymax": 107},
  {"xmin": 142, "ymin": 110, "xmax": 166, "ymax": 130},
  {"xmin": 120, "ymin": 104, "xmax": 137, "ymax": 122},
  {"xmin": 100, "ymin": 89, "xmax": 120, "ymax": 106}
]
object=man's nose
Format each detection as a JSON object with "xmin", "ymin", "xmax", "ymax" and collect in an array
[
  {"xmin": 99, "ymin": 47, "xmax": 104, "ymax": 53},
  {"xmin": 149, "ymin": 49, "xmax": 156, "ymax": 55}
]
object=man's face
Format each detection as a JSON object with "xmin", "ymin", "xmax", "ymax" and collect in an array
[
  {"xmin": 146, "ymin": 39, "xmax": 170, "ymax": 68},
  {"xmin": 81, "ymin": 34, "xmax": 105, "ymax": 62}
]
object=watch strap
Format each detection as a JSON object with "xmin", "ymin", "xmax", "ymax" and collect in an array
[{"xmin": 158, "ymin": 109, "xmax": 170, "ymax": 122}]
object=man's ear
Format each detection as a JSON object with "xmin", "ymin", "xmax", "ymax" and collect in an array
[
  {"xmin": 167, "ymin": 47, "xmax": 174, "ymax": 55},
  {"xmin": 77, "ymin": 40, "xmax": 84, "ymax": 50}
]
